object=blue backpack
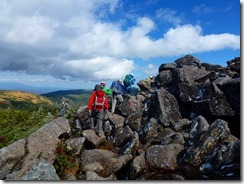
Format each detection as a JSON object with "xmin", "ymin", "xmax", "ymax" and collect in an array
[{"xmin": 123, "ymin": 74, "xmax": 135, "ymax": 87}]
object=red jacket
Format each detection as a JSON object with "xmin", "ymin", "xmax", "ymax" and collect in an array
[{"xmin": 88, "ymin": 90, "xmax": 109, "ymax": 111}]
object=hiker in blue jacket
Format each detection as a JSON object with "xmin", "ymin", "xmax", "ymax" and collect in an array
[{"xmin": 110, "ymin": 79, "xmax": 126, "ymax": 114}]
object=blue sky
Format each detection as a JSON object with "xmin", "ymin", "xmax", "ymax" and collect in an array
[{"xmin": 0, "ymin": 0, "xmax": 240, "ymax": 89}]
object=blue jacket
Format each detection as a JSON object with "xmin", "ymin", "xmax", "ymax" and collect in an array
[{"xmin": 110, "ymin": 81, "xmax": 126, "ymax": 94}]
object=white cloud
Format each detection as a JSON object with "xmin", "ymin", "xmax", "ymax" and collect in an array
[
  {"xmin": 143, "ymin": 64, "xmax": 158, "ymax": 76},
  {"xmin": 0, "ymin": 0, "xmax": 240, "ymax": 83},
  {"xmin": 192, "ymin": 4, "xmax": 217, "ymax": 15},
  {"xmin": 51, "ymin": 57, "xmax": 135, "ymax": 81},
  {"xmin": 151, "ymin": 24, "xmax": 239, "ymax": 56},
  {"xmin": 6, "ymin": 15, "xmax": 58, "ymax": 45},
  {"xmin": 156, "ymin": 8, "xmax": 182, "ymax": 25}
]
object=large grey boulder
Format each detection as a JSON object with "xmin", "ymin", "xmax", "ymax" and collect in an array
[
  {"xmin": 80, "ymin": 149, "xmax": 132, "ymax": 178},
  {"xmin": 21, "ymin": 159, "xmax": 59, "ymax": 180},
  {"xmin": 148, "ymin": 88, "xmax": 182, "ymax": 127},
  {"xmin": 146, "ymin": 144, "xmax": 184, "ymax": 170},
  {"xmin": 184, "ymin": 119, "xmax": 231, "ymax": 166},
  {"xmin": 5, "ymin": 117, "xmax": 70, "ymax": 180},
  {"xmin": 0, "ymin": 139, "xmax": 26, "ymax": 179}
]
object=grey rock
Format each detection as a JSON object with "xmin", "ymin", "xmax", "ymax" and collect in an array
[
  {"xmin": 0, "ymin": 139, "xmax": 26, "ymax": 179},
  {"xmin": 21, "ymin": 159, "xmax": 59, "ymax": 180},
  {"xmin": 65, "ymin": 137, "xmax": 86, "ymax": 156},
  {"xmin": 146, "ymin": 144, "xmax": 184, "ymax": 170},
  {"xmin": 5, "ymin": 117, "xmax": 70, "ymax": 180}
]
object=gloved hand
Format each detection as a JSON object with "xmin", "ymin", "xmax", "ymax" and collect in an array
[{"xmin": 88, "ymin": 110, "xmax": 92, "ymax": 115}]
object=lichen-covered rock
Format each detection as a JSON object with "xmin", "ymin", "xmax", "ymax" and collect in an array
[
  {"xmin": 65, "ymin": 137, "xmax": 86, "ymax": 156},
  {"xmin": 0, "ymin": 139, "xmax": 26, "ymax": 179},
  {"xmin": 148, "ymin": 88, "xmax": 181, "ymax": 127},
  {"xmin": 127, "ymin": 112, "xmax": 142, "ymax": 132},
  {"xmin": 82, "ymin": 130, "xmax": 106, "ymax": 148},
  {"xmin": 128, "ymin": 150, "xmax": 147, "ymax": 179},
  {"xmin": 5, "ymin": 117, "xmax": 70, "ymax": 180},
  {"xmin": 118, "ymin": 95, "xmax": 142, "ymax": 116},
  {"xmin": 21, "ymin": 159, "xmax": 59, "ymax": 180},
  {"xmin": 146, "ymin": 144, "xmax": 184, "ymax": 170},
  {"xmin": 184, "ymin": 119, "xmax": 230, "ymax": 166},
  {"xmin": 80, "ymin": 149, "xmax": 132, "ymax": 178},
  {"xmin": 81, "ymin": 171, "xmax": 117, "ymax": 180}
]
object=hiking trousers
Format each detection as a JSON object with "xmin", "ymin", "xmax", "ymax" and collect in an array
[
  {"xmin": 111, "ymin": 93, "xmax": 123, "ymax": 113},
  {"xmin": 90, "ymin": 110, "xmax": 105, "ymax": 132}
]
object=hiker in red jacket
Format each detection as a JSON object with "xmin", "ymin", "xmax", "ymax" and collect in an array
[{"xmin": 88, "ymin": 84, "xmax": 109, "ymax": 136}]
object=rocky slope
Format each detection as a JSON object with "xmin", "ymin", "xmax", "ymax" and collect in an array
[{"xmin": 0, "ymin": 55, "xmax": 240, "ymax": 180}]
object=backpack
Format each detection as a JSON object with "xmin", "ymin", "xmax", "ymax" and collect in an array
[
  {"xmin": 123, "ymin": 74, "xmax": 132, "ymax": 87},
  {"xmin": 94, "ymin": 90, "xmax": 105, "ymax": 108}
]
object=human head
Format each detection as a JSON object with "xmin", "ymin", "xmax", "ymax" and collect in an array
[
  {"xmin": 101, "ymin": 81, "xmax": 106, "ymax": 87},
  {"xmin": 94, "ymin": 84, "xmax": 101, "ymax": 91}
]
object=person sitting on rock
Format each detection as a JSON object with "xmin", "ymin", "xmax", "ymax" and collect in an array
[{"xmin": 88, "ymin": 84, "xmax": 109, "ymax": 136}]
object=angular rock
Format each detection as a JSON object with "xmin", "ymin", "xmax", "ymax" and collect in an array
[
  {"xmin": 176, "ymin": 65, "xmax": 210, "ymax": 102},
  {"xmin": 118, "ymin": 95, "xmax": 142, "ymax": 116},
  {"xmin": 82, "ymin": 171, "xmax": 117, "ymax": 180},
  {"xmin": 158, "ymin": 63, "xmax": 177, "ymax": 73},
  {"xmin": 189, "ymin": 115, "xmax": 209, "ymax": 140},
  {"xmin": 108, "ymin": 114, "xmax": 125, "ymax": 137},
  {"xmin": 146, "ymin": 144, "xmax": 184, "ymax": 170},
  {"xmin": 0, "ymin": 139, "xmax": 26, "ymax": 179},
  {"xmin": 148, "ymin": 88, "xmax": 181, "ymax": 127},
  {"xmin": 65, "ymin": 137, "xmax": 86, "ymax": 156},
  {"xmin": 21, "ymin": 159, "xmax": 59, "ymax": 180},
  {"xmin": 174, "ymin": 54, "xmax": 201, "ymax": 68},
  {"xmin": 126, "ymin": 112, "xmax": 142, "ymax": 132},
  {"xmin": 5, "ymin": 117, "xmax": 70, "ymax": 180},
  {"xmin": 129, "ymin": 150, "xmax": 147, "ymax": 179},
  {"xmin": 80, "ymin": 149, "xmax": 132, "ymax": 177},
  {"xmin": 82, "ymin": 130, "xmax": 105, "ymax": 148},
  {"xmin": 155, "ymin": 70, "xmax": 173, "ymax": 88},
  {"xmin": 114, "ymin": 125, "xmax": 133, "ymax": 147},
  {"xmin": 184, "ymin": 119, "xmax": 230, "ymax": 166}
]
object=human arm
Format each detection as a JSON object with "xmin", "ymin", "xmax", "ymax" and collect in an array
[
  {"xmin": 103, "ymin": 88, "xmax": 112, "ymax": 95},
  {"xmin": 104, "ymin": 98, "xmax": 110, "ymax": 110},
  {"xmin": 88, "ymin": 92, "xmax": 95, "ymax": 110}
]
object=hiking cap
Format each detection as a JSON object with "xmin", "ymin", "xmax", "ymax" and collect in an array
[{"xmin": 101, "ymin": 81, "xmax": 106, "ymax": 86}]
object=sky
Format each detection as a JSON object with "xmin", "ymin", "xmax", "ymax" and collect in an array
[{"xmin": 0, "ymin": 0, "xmax": 241, "ymax": 89}]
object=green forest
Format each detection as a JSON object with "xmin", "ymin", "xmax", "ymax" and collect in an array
[{"xmin": 0, "ymin": 90, "xmax": 91, "ymax": 148}]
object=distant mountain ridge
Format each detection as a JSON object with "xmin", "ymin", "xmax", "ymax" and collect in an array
[
  {"xmin": 0, "ymin": 90, "xmax": 53, "ymax": 109},
  {"xmin": 0, "ymin": 88, "xmax": 93, "ymax": 109},
  {"xmin": 0, "ymin": 82, "xmax": 73, "ymax": 94},
  {"xmin": 42, "ymin": 89, "xmax": 92, "ymax": 106}
]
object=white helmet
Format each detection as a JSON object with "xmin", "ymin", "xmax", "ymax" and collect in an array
[{"xmin": 130, "ymin": 73, "xmax": 134, "ymax": 77}]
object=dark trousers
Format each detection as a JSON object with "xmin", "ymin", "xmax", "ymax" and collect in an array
[{"xmin": 90, "ymin": 110, "xmax": 105, "ymax": 132}]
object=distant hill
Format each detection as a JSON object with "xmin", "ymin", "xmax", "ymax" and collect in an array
[
  {"xmin": 41, "ymin": 89, "xmax": 93, "ymax": 106},
  {"xmin": 0, "ymin": 82, "xmax": 72, "ymax": 94},
  {"xmin": 0, "ymin": 90, "xmax": 53, "ymax": 109}
]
